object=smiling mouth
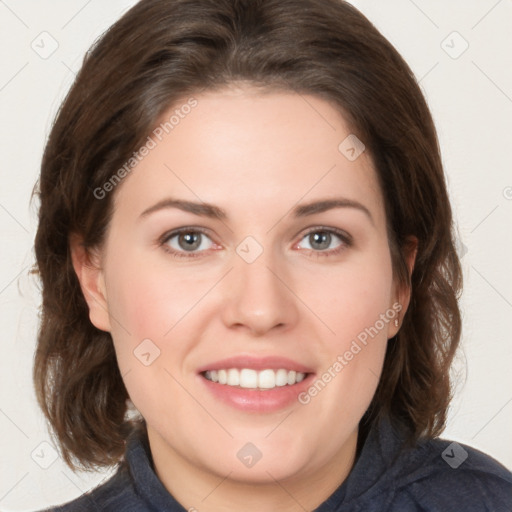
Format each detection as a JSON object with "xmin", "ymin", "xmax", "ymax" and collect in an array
[{"xmin": 202, "ymin": 368, "xmax": 308, "ymax": 390}]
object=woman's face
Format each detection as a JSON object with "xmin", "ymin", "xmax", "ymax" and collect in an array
[{"xmin": 79, "ymin": 86, "xmax": 404, "ymax": 487}]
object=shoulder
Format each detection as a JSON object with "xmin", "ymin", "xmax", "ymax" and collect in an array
[
  {"xmin": 389, "ymin": 435, "xmax": 512, "ymax": 511},
  {"xmin": 36, "ymin": 462, "xmax": 148, "ymax": 512}
]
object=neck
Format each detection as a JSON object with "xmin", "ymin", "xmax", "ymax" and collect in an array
[{"xmin": 147, "ymin": 427, "xmax": 359, "ymax": 512}]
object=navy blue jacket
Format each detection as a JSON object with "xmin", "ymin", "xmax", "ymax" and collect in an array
[{"xmin": 42, "ymin": 417, "xmax": 512, "ymax": 511}]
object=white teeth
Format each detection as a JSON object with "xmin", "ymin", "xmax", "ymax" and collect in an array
[
  {"xmin": 275, "ymin": 369, "xmax": 288, "ymax": 387},
  {"xmin": 205, "ymin": 370, "xmax": 219, "ymax": 382},
  {"xmin": 227, "ymin": 369, "xmax": 239, "ymax": 386},
  {"xmin": 258, "ymin": 369, "xmax": 275, "ymax": 389},
  {"xmin": 240, "ymin": 369, "xmax": 258, "ymax": 388},
  {"xmin": 203, "ymin": 368, "xmax": 307, "ymax": 389}
]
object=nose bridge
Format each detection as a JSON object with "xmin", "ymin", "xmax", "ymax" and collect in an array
[{"xmin": 221, "ymin": 242, "xmax": 299, "ymax": 335}]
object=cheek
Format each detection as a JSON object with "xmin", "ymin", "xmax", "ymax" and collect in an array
[
  {"xmin": 300, "ymin": 245, "xmax": 393, "ymax": 403},
  {"xmin": 308, "ymin": 251, "xmax": 393, "ymax": 412},
  {"xmin": 104, "ymin": 249, "xmax": 208, "ymax": 339},
  {"xmin": 102, "ymin": 252, "xmax": 200, "ymax": 427},
  {"xmin": 306, "ymin": 247, "xmax": 394, "ymax": 343}
]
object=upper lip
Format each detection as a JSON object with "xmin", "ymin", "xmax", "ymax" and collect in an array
[{"xmin": 197, "ymin": 355, "xmax": 315, "ymax": 374}]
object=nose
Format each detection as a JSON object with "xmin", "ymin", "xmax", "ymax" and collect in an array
[{"xmin": 220, "ymin": 249, "xmax": 300, "ymax": 337}]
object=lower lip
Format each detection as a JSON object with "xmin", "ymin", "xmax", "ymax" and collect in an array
[{"xmin": 199, "ymin": 373, "xmax": 315, "ymax": 413}]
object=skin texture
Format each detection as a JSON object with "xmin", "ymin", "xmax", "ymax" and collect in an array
[{"xmin": 72, "ymin": 86, "xmax": 414, "ymax": 512}]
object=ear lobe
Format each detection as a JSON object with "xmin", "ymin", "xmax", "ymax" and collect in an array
[
  {"xmin": 69, "ymin": 233, "xmax": 111, "ymax": 332},
  {"xmin": 389, "ymin": 236, "xmax": 418, "ymax": 338}
]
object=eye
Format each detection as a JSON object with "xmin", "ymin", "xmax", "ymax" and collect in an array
[
  {"xmin": 159, "ymin": 226, "xmax": 352, "ymax": 260},
  {"xmin": 160, "ymin": 228, "xmax": 216, "ymax": 258},
  {"xmin": 295, "ymin": 227, "xmax": 352, "ymax": 257}
]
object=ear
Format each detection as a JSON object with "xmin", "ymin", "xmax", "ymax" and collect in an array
[
  {"xmin": 388, "ymin": 236, "xmax": 418, "ymax": 339},
  {"xmin": 69, "ymin": 233, "xmax": 111, "ymax": 332}
]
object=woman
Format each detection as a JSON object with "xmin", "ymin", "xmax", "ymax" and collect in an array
[{"xmin": 33, "ymin": 0, "xmax": 512, "ymax": 510}]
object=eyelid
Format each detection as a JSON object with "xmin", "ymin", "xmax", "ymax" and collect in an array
[
  {"xmin": 158, "ymin": 226, "xmax": 219, "ymax": 259},
  {"xmin": 159, "ymin": 225, "xmax": 214, "ymax": 242},
  {"xmin": 298, "ymin": 225, "xmax": 353, "ymax": 245},
  {"xmin": 292, "ymin": 226, "xmax": 353, "ymax": 258}
]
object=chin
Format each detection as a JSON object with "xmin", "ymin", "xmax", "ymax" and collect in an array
[
  {"xmin": 196, "ymin": 434, "xmax": 318, "ymax": 484},
  {"xmin": 210, "ymin": 455, "xmax": 311, "ymax": 485}
]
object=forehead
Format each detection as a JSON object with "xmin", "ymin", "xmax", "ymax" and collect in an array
[{"xmin": 111, "ymin": 87, "xmax": 385, "ymax": 228}]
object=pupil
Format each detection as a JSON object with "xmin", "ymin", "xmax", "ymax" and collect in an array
[
  {"xmin": 179, "ymin": 232, "xmax": 201, "ymax": 251},
  {"xmin": 310, "ymin": 232, "xmax": 330, "ymax": 250}
]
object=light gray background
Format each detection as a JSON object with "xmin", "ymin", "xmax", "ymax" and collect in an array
[{"xmin": 0, "ymin": 1, "xmax": 511, "ymax": 510}]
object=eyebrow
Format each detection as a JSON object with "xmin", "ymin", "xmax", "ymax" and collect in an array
[{"xmin": 139, "ymin": 197, "xmax": 373, "ymax": 224}]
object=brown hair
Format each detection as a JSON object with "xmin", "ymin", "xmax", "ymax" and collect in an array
[{"xmin": 33, "ymin": 0, "xmax": 462, "ymax": 469}]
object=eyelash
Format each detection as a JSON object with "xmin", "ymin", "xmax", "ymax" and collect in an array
[{"xmin": 159, "ymin": 226, "xmax": 353, "ymax": 260}]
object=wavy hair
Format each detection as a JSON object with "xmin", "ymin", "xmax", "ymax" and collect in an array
[{"xmin": 33, "ymin": 0, "xmax": 462, "ymax": 469}]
